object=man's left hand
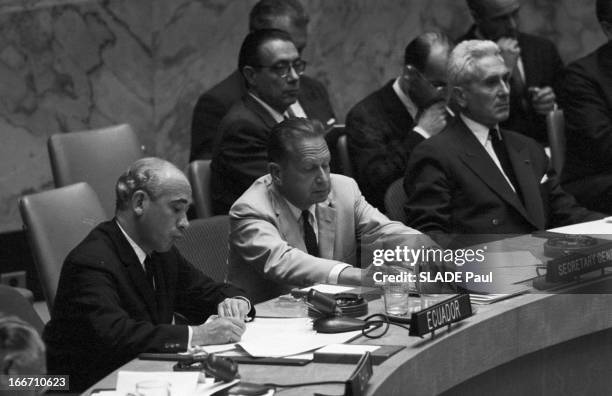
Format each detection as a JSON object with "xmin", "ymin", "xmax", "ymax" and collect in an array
[
  {"xmin": 529, "ymin": 86, "xmax": 556, "ymax": 115},
  {"xmin": 218, "ymin": 298, "xmax": 250, "ymax": 321}
]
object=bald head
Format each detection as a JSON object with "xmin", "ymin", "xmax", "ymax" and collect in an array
[{"xmin": 115, "ymin": 157, "xmax": 191, "ymax": 253}]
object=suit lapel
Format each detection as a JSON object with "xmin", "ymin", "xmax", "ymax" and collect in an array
[
  {"xmin": 298, "ymin": 76, "xmax": 318, "ymax": 119},
  {"xmin": 269, "ymin": 181, "xmax": 337, "ymax": 259},
  {"xmin": 298, "ymin": 75, "xmax": 334, "ymax": 125},
  {"xmin": 504, "ymin": 131, "xmax": 545, "ymax": 229},
  {"xmin": 270, "ymin": 186, "xmax": 307, "ymax": 252},
  {"xmin": 455, "ymin": 120, "xmax": 531, "ymax": 221},
  {"xmin": 379, "ymin": 80, "xmax": 415, "ymax": 134},
  {"xmin": 243, "ymin": 94, "xmax": 279, "ymax": 130},
  {"xmin": 106, "ymin": 221, "xmax": 160, "ymax": 323}
]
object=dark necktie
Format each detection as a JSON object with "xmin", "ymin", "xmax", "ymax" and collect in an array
[
  {"xmin": 301, "ymin": 210, "xmax": 319, "ymax": 257},
  {"xmin": 144, "ymin": 255, "xmax": 156, "ymax": 290},
  {"xmin": 490, "ymin": 129, "xmax": 522, "ymax": 199}
]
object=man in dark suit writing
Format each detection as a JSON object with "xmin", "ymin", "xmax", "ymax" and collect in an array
[
  {"xmin": 190, "ymin": 0, "xmax": 335, "ymax": 161},
  {"xmin": 403, "ymin": 40, "xmax": 602, "ymax": 247},
  {"xmin": 43, "ymin": 158, "xmax": 253, "ymax": 392}
]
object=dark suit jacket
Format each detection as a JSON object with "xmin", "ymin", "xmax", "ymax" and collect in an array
[
  {"xmin": 43, "ymin": 220, "xmax": 250, "ymax": 392},
  {"xmin": 560, "ymin": 41, "xmax": 612, "ymax": 211},
  {"xmin": 403, "ymin": 117, "xmax": 602, "ymax": 246},
  {"xmin": 210, "ymin": 95, "xmax": 277, "ymax": 215},
  {"xmin": 190, "ymin": 70, "xmax": 335, "ymax": 161},
  {"xmin": 345, "ymin": 80, "xmax": 425, "ymax": 210},
  {"xmin": 459, "ymin": 28, "xmax": 564, "ymax": 145}
]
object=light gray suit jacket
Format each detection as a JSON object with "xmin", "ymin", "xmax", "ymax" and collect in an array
[{"xmin": 227, "ymin": 173, "xmax": 428, "ymax": 303}]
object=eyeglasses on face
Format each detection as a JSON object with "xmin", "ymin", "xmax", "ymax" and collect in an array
[{"xmin": 254, "ymin": 59, "xmax": 307, "ymax": 78}]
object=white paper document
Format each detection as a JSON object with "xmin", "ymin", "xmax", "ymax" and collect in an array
[
  {"xmin": 316, "ymin": 344, "xmax": 380, "ymax": 355},
  {"xmin": 237, "ymin": 317, "xmax": 361, "ymax": 357},
  {"xmin": 299, "ymin": 284, "xmax": 354, "ymax": 294}
]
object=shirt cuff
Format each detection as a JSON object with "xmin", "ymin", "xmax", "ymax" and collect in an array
[
  {"xmin": 328, "ymin": 263, "xmax": 352, "ymax": 284},
  {"xmin": 187, "ymin": 325, "xmax": 193, "ymax": 349},
  {"xmin": 413, "ymin": 126, "xmax": 431, "ymax": 139}
]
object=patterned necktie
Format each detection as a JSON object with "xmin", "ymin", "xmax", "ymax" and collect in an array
[{"xmin": 301, "ymin": 210, "xmax": 319, "ymax": 257}]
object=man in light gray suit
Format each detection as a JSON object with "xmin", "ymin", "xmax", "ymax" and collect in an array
[{"xmin": 227, "ymin": 118, "xmax": 432, "ymax": 303}]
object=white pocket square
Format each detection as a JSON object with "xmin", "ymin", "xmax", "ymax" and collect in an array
[{"xmin": 540, "ymin": 174, "xmax": 549, "ymax": 184}]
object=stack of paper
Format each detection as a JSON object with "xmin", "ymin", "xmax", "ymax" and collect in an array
[
  {"xmin": 469, "ymin": 286, "xmax": 529, "ymax": 305},
  {"xmin": 238, "ymin": 317, "xmax": 362, "ymax": 357}
]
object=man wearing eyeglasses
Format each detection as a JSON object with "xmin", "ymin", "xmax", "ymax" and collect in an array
[
  {"xmin": 345, "ymin": 32, "xmax": 452, "ymax": 212},
  {"xmin": 211, "ymin": 29, "xmax": 329, "ymax": 215},
  {"xmin": 458, "ymin": 0, "xmax": 563, "ymax": 146},
  {"xmin": 190, "ymin": 0, "xmax": 335, "ymax": 162}
]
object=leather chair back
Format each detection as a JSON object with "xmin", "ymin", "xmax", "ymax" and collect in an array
[
  {"xmin": 336, "ymin": 134, "xmax": 354, "ymax": 178},
  {"xmin": 19, "ymin": 182, "xmax": 106, "ymax": 310},
  {"xmin": 48, "ymin": 124, "xmax": 143, "ymax": 216},
  {"xmin": 188, "ymin": 159, "xmax": 213, "ymax": 219},
  {"xmin": 174, "ymin": 215, "xmax": 230, "ymax": 283}
]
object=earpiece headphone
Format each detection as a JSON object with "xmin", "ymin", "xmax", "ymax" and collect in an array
[{"xmin": 174, "ymin": 354, "xmax": 238, "ymax": 382}]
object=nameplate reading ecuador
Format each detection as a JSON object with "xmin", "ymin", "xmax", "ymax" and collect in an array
[
  {"xmin": 546, "ymin": 241, "xmax": 612, "ymax": 283},
  {"xmin": 409, "ymin": 294, "xmax": 472, "ymax": 337}
]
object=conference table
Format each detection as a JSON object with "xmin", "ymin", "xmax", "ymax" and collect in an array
[{"xmin": 84, "ymin": 220, "xmax": 612, "ymax": 395}]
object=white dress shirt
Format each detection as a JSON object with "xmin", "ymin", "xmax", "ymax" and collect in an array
[
  {"xmin": 116, "ymin": 221, "xmax": 251, "ymax": 349},
  {"xmin": 248, "ymin": 92, "xmax": 306, "ymax": 122}
]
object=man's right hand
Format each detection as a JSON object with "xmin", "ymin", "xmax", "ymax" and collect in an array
[
  {"xmin": 337, "ymin": 267, "xmax": 366, "ymax": 285},
  {"xmin": 416, "ymin": 102, "xmax": 448, "ymax": 136},
  {"xmin": 191, "ymin": 316, "xmax": 246, "ymax": 346},
  {"xmin": 497, "ymin": 37, "xmax": 520, "ymax": 72}
]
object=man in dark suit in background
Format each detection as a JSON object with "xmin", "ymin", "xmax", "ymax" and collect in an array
[
  {"xmin": 404, "ymin": 40, "xmax": 602, "ymax": 247},
  {"xmin": 211, "ymin": 29, "xmax": 332, "ymax": 215},
  {"xmin": 190, "ymin": 0, "xmax": 335, "ymax": 161},
  {"xmin": 459, "ymin": 0, "xmax": 563, "ymax": 146},
  {"xmin": 345, "ymin": 32, "xmax": 451, "ymax": 210},
  {"xmin": 43, "ymin": 158, "xmax": 253, "ymax": 392},
  {"xmin": 561, "ymin": 0, "xmax": 612, "ymax": 213}
]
